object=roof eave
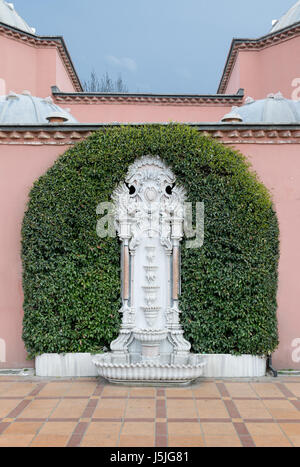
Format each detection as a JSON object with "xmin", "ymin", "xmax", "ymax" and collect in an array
[
  {"xmin": 217, "ymin": 20, "xmax": 300, "ymax": 94},
  {"xmin": 1, "ymin": 122, "xmax": 300, "ymax": 131},
  {"xmin": 51, "ymin": 86, "xmax": 244, "ymax": 105},
  {"xmin": 0, "ymin": 21, "xmax": 83, "ymax": 92}
]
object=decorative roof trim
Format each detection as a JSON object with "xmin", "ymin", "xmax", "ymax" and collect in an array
[
  {"xmin": 0, "ymin": 21, "xmax": 83, "ymax": 92},
  {"xmin": 218, "ymin": 21, "xmax": 300, "ymax": 94},
  {"xmin": 51, "ymin": 88, "xmax": 244, "ymax": 106},
  {"xmin": 1, "ymin": 123, "xmax": 300, "ymax": 145}
]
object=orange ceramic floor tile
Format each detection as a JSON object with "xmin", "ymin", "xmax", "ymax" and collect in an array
[
  {"xmin": 0, "ymin": 434, "xmax": 35, "ymax": 447},
  {"xmin": 38, "ymin": 383, "xmax": 72, "ymax": 397},
  {"xmin": 66, "ymin": 382, "xmax": 98, "ymax": 397},
  {"xmin": 262, "ymin": 399, "xmax": 300, "ymax": 419},
  {"xmin": 81, "ymin": 434, "xmax": 118, "ymax": 447},
  {"xmin": 0, "ymin": 383, "xmax": 14, "ymax": 395},
  {"xmin": 192, "ymin": 383, "xmax": 220, "ymax": 398},
  {"xmin": 3, "ymin": 421, "xmax": 42, "ymax": 435},
  {"xmin": 168, "ymin": 435, "xmax": 204, "ymax": 447},
  {"xmin": 95, "ymin": 397, "xmax": 127, "ymax": 409},
  {"xmin": 30, "ymin": 434, "xmax": 70, "ymax": 447},
  {"xmin": 50, "ymin": 398, "xmax": 87, "ymax": 419},
  {"xmin": 0, "ymin": 399, "xmax": 22, "ymax": 418},
  {"xmin": 246, "ymin": 421, "xmax": 294, "ymax": 446},
  {"xmin": 125, "ymin": 398, "xmax": 156, "ymax": 418},
  {"xmin": 234, "ymin": 399, "xmax": 272, "ymax": 419},
  {"xmin": 129, "ymin": 388, "xmax": 156, "ymax": 397},
  {"xmin": 167, "ymin": 399, "xmax": 198, "ymax": 419},
  {"xmin": 93, "ymin": 409, "xmax": 124, "ymax": 420},
  {"xmin": 118, "ymin": 435, "xmax": 155, "ymax": 447},
  {"xmin": 37, "ymin": 421, "xmax": 77, "ymax": 435},
  {"xmin": 167, "ymin": 422, "xmax": 201, "ymax": 436},
  {"xmin": 1, "ymin": 383, "xmax": 36, "ymax": 397},
  {"xmin": 246, "ymin": 422, "xmax": 282, "ymax": 436},
  {"xmin": 252, "ymin": 435, "xmax": 292, "ymax": 447},
  {"xmin": 93, "ymin": 398, "xmax": 126, "ymax": 419},
  {"xmin": 121, "ymin": 421, "xmax": 155, "ymax": 436},
  {"xmin": 204, "ymin": 435, "xmax": 242, "ymax": 447},
  {"xmin": 165, "ymin": 388, "xmax": 193, "ymax": 398},
  {"xmin": 284, "ymin": 383, "xmax": 300, "ymax": 398},
  {"xmin": 225, "ymin": 383, "xmax": 257, "ymax": 398},
  {"xmin": 250, "ymin": 383, "xmax": 284, "ymax": 398},
  {"xmin": 20, "ymin": 399, "xmax": 59, "ymax": 419},
  {"xmin": 289, "ymin": 436, "xmax": 300, "ymax": 447},
  {"xmin": 84, "ymin": 421, "xmax": 122, "ymax": 437},
  {"xmin": 81, "ymin": 421, "xmax": 121, "ymax": 446},
  {"xmin": 196, "ymin": 400, "xmax": 229, "ymax": 419},
  {"xmin": 0, "ymin": 375, "xmax": 299, "ymax": 448},
  {"xmin": 201, "ymin": 422, "xmax": 236, "ymax": 436},
  {"xmin": 279, "ymin": 422, "xmax": 300, "ymax": 437},
  {"xmin": 102, "ymin": 386, "xmax": 129, "ymax": 397}
]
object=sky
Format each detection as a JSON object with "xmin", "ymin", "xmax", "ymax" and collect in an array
[{"xmin": 12, "ymin": 0, "xmax": 297, "ymax": 94}]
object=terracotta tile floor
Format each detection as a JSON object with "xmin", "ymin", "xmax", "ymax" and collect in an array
[{"xmin": 0, "ymin": 375, "xmax": 299, "ymax": 447}]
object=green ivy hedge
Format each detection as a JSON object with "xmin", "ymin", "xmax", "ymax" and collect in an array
[{"xmin": 21, "ymin": 124, "xmax": 279, "ymax": 357}]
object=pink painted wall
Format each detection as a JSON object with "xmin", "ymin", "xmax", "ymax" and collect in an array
[
  {"xmin": 224, "ymin": 54, "xmax": 241, "ymax": 96},
  {"xmin": 36, "ymin": 48, "xmax": 57, "ymax": 97},
  {"xmin": 0, "ymin": 140, "xmax": 299, "ymax": 370},
  {"xmin": 55, "ymin": 53, "xmax": 78, "ymax": 94},
  {"xmin": 235, "ymin": 143, "xmax": 300, "ymax": 370},
  {"xmin": 0, "ymin": 144, "xmax": 71, "ymax": 368},
  {"xmin": 225, "ymin": 36, "xmax": 300, "ymax": 100},
  {"xmin": 58, "ymin": 102, "xmax": 231, "ymax": 124},
  {"xmin": 0, "ymin": 35, "xmax": 37, "ymax": 94},
  {"xmin": 0, "ymin": 35, "xmax": 77, "ymax": 96}
]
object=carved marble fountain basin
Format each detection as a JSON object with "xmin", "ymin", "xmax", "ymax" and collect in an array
[
  {"xmin": 132, "ymin": 328, "xmax": 168, "ymax": 344},
  {"xmin": 93, "ymin": 353, "xmax": 206, "ymax": 384},
  {"xmin": 132, "ymin": 328, "xmax": 168, "ymax": 362}
]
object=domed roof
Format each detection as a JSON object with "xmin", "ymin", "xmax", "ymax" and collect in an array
[
  {"xmin": 221, "ymin": 93, "xmax": 300, "ymax": 124},
  {"xmin": 270, "ymin": 1, "xmax": 300, "ymax": 33},
  {"xmin": 0, "ymin": 91, "xmax": 78, "ymax": 124},
  {"xmin": 0, "ymin": 0, "xmax": 35, "ymax": 34}
]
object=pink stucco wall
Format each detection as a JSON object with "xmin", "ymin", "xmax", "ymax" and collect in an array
[
  {"xmin": 0, "ymin": 35, "xmax": 76, "ymax": 96},
  {"xmin": 225, "ymin": 36, "xmax": 300, "ymax": 100},
  {"xmin": 0, "ymin": 144, "xmax": 70, "ymax": 368},
  {"xmin": 58, "ymin": 102, "xmax": 232, "ymax": 124},
  {"xmin": 235, "ymin": 143, "xmax": 300, "ymax": 370},
  {"xmin": 0, "ymin": 35, "xmax": 37, "ymax": 95},
  {"xmin": 0, "ymin": 140, "xmax": 299, "ymax": 370},
  {"xmin": 224, "ymin": 55, "xmax": 241, "ymax": 96},
  {"xmin": 36, "ymin": 48, "xmax": 57, "ymax": 97},
  {"xmin": 55, "ymin": 53, "xmax": 79, "ymax": 94}
]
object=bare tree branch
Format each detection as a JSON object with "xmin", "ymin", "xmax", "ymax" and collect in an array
[{"xmin": 83, "ymin": 70, "xmax": 129, "ymax": 93}]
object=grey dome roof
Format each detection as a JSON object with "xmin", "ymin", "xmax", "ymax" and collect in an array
[
  {"xmin": 0, "ymin": 1, "xmax": 35, "ymax": 34},
  {"xmin": 271, "ymin": 1, "xmax": 300, "ymax": 33},
  {"xmin": 222, "ymin": 93, "xmax": 300, "ymax": 124},
  {"xmin": 0, "ymin": 91, "xmax": 78, "ymax": 124}
]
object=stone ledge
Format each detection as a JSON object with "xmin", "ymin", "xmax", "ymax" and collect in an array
[
  {"xmin": 202, "ymin": 354, "xmax": 266, "ymax": 378},
  {"xmin": 35, "ymin": 353, "xmax": 266, "ymax": 378},
  {"xmin": 1, "ymin": 127, "xmax": 300, "ymax": 145}
]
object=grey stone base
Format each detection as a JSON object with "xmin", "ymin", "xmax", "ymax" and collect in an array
[
  {"xmin": 35, "ymin": 353, "xmax": 100, "ymax": 377},
  {"xmin": 202, "ymin": 354, "xmax": 266, "ymax": 377},
  {"xmin": 35, "ymin": 353, "xmax": 267, "ymax": 378}
]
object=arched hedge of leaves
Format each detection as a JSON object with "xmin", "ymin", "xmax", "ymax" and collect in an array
[{"xmin": 21, "ymin": 125, "xmax": 279, "ymax": 358}]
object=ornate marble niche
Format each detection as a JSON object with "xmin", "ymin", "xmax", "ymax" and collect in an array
[{"xmin": 93, "ymin": 156, "xmax": 205, "ymax": 384}]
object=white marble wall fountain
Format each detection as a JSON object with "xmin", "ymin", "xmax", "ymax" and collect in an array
[{"xmin": 93, "ymin": 156, "xmax": 206, "ymax": 384}]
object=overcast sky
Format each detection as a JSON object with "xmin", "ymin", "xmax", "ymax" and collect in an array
[{"xmin": 12, "ymin": 0, "xmax": 296, "ymax": 94}]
